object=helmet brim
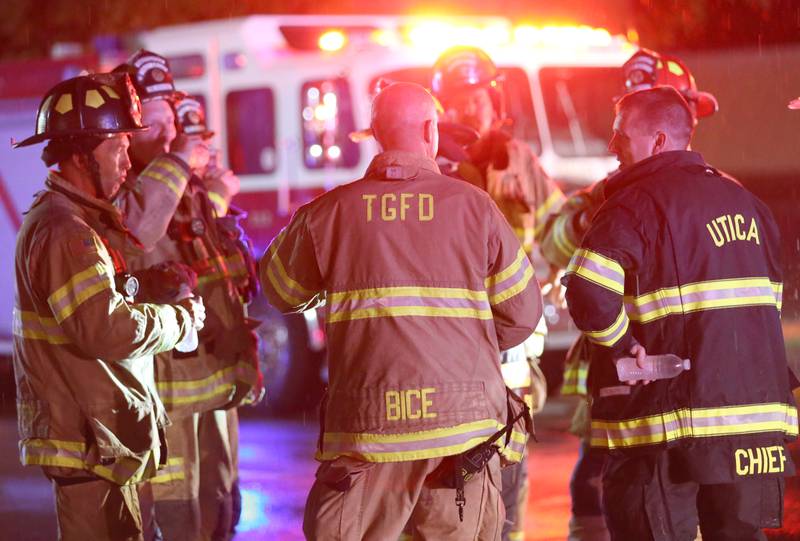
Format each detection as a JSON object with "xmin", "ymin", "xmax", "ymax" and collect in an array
[
  {"xmin": 14, "ymin": 125, "xmax": 149, "ymax": 148},
  {"xmin": 693, "ymin": 91, "xmax": 719, "ymax": 118}
]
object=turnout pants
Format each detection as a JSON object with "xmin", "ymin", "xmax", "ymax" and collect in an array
[
  {"xmin": 304, "ymin": 454, "xmax": 504, "ymax": 540},
  {"xmin": 51, "ymin": 476, "xmax": 153, "ymax": 541},
  {"xmin": 602, "ymin": 451, "xmax": 784, "ymax": 541},
  {"xmin": 150, "ymin": 409, "xmax": 238, "ymax": 541},
  {"xmin": 500, "ymin": 451, "xmax": 528, "ymax": 541}
]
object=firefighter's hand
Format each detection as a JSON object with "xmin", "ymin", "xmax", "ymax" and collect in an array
[
  {"xmin": 540, "ymin": 266, "xmax": 566, "ymax": 309},
  {"xmin": 178, "ymin": 297, "xmax": 206, "ymax": 331},
  {"xmin": 173, "ymin": 135, "xmax": 211, "ymax": 172},
  {"xmin": 204, "ymin": 167, "xmax": 240, "ymax": 203},
  {"xmin": 617, "ymin": 343, "xmax": 653, "ymax": 386}
]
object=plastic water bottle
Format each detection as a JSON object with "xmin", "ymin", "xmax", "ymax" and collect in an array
[
  {"xmin": 616, "ymin": 354, "xmax": 691, "ymax": 382},
  {"xmin": 174, "ymin": 284, "xmax": 199, "ymax": 353}
]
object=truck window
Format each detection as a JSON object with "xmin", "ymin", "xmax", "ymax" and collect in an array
[
  {"xmin": 226, "ymin": 88, "xmax": 277, "ymax": 174},
  {"xmin": 369, "ymin": 67, "xmax": 540, "ymax": 153},
  {"xmin": 301, "ymin": 78, "xmax": 359, "ymax": 169},
  {"xmin": 539, "ymin": 66, "xmax": 623, "ymax": 157},
  {"xmin": 166, "ymin": 54, "xmax": 205, "ymax": 79}
]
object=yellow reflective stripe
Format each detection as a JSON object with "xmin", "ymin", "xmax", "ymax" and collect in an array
[
  {"xmin": 512, "ymin": 227, "xmax": 535, "ymax": 253},
  {"xmin": 584, "ymin": 307, "xmax": 629, "ymax": 347},
  {"xmin": 486, "ymin": 248, "xmax": 527, "ymax": 289},
  {"xmin": 157, "ymin": 366, "xmax": 237, "ymax": 391},
  {"xmin": 47, "ymin": 264, "xmax": 111, "ymax": 323},
  {"xmin": 625, "ymin": 277, "xmax": 782, "ymax": 323},
  {"xmin": 324, "ymin": 419, "xmax": 499, "ymax": 444},
  {"xmin": 591, "ymin": 403, "xmax": 799, "ymax": 449},
  {"xmin": 317, "ymin": 436, "xmax": 493, "ymax": 462},
  {"xmin": 329, "ymin": 286, "xmax": 487, "ymax": 303},
  {"xmin": 489, "ymin": 265, "xmax": 534, "ymax": 305},
  {"xmin": 148, "ymin": 457, "xmax": 185, "ymax": 484},
  {"xmin": 327, "ymin": 305, "xmax": 493, "ymax": 324},
  {"xmin": 773, "ymin": 282, "xmax": 783, "ymax": 312},
  {"xmin": 12, "ymin": 309, "xmax": 71, "ymax": 345},
  {"xmin": 141, "ymin": 168, "xmax": 182, "ymax": 198},
  {"xmin": 552, "ymin": 214, "xmax": 577, "ymax": 262},
  {"xmin": 20, "ymin": 439, "xmax": 151, "ymax": 485},
  {"xmin": 158, "ymin": 157, "xmax": 187, "ymax": 179},
  {"xmin": 265, "ymin": 229, "xmax": 315, "ymax": 307},
  {"xmin": 534, "ymin": 189, "xmax": 564, "ymax": 221},
  {"xmin": 567, "ymin": 249, "xmax": 625, "ymax": 294},
  {"xmin": 207, "ymin": 191, "xmax": 229, "ymax": 216}
]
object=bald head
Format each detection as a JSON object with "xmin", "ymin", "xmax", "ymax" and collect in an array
[{"xmin": 370, "ymin": 82, "xmax": 439, "ymax": 158}]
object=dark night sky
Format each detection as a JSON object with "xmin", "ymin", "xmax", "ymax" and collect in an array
[{"xmin": 1, "ymin": 0, "xmax": 799, "ymax": 61}]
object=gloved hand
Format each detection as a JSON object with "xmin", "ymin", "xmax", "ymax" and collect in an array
[
  {"xmin": 437, "ymin": 122, "xmax": 480, "ymax": 163},
  {"xmin": 135, "ymin": 261, "xmax": 199, "ymax": 304},
  {"xmin": 177, "ymin": 296, "xmax": 206, "ymax": 331}
]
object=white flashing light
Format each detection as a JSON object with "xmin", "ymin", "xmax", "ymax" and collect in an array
[
  {"xmin": 314, "ymin": 103, "xmax": 335, "ymax": 122},
  {"xmin": 513, "ymin": 24, "xmax": 614, "ymax": 49},
  {"xmin": 323, "ymin": 92, "xmax": 337, "ymax": 107},
  {"xmin": 302, "ymin": 107, "xmax": 314, "ymax": 121},
  {"xmin": 402, "ymin": 19, "xmax": 621, "ymax": 54},
  {"xmin": 327, "ymin": 145, "xmax": 342, "ymax": 160},
  {"xmin": 319, "ymin": 30, "xmax": 347, "ymax": 52},
  {"xmin": 309, "ymin": 144, "xmax": 323, "ymax": 158},
  {"xmin": 307, "ymin": 87, "xmax": 320, "ymax": 101}
]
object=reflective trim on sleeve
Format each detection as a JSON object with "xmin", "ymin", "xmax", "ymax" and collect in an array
[
  {"xmin": 157, "ymin": 360, "xmax": 257, "ymax": 408},
  {"xmin": 552, "ymin": 214, "xmax": 578, "ymax": 264},
  {"xmin": 591, "ymin": 402, "xmax": 799, "ymax": 450},
  {"xmin": 47, "ymin": 263, "xmax": 113, "ymax": 323},
  {"xmin": 773, "ymin": 282, "xmax": 783, "ymax": 313},
  {"xmin": 624, "ymin": 277, "xmax": 783, "ymax": 323},
  {"xmin": 264, "ymin": 229, "xmax": 317, "ymax": 307},
  {"xmin": 318, "ymin": 419, "xmax": 528, "ymax": 464},
  {"xmin": 207, "ymin": 191, "xmax": 229, "ymax": 216},
  {"xmin": 584, "ymin": 307, "xmax": 629, "ymax": 347},
  {"xmin": 534, "ymin": 189, "xmax": 565, "ymax": 221},
  {"xmin": 485, "ymin": 247, "xmax": 535, "ymax": 305},
  {"xmin": 20, "ymin": 438, "xmax": 157, "ymax": 485},
  {"xmin": 139, "ymin": 163, "xmax": 184, "ymax": 198},
  {"xmin": 566, "ymin": 249, "xmax": 625, "ymax": 295},
  {"xmin": 12, "ymin": 308, "xmax": 71, "ymax": 345},
  {"xmin": 328, "ymin": 286, "xmax": 492, "ymax": 323}
]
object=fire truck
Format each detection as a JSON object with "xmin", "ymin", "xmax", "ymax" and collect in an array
[{"xmin": 0, "ymin": 15, "xmax": 635, "ymax": 410}]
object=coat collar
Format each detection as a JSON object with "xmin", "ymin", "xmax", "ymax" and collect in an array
[
  {"xmin": 365, "ymin": 151, "xmax": 441, "ymax": 180},
  {"xmin": 605, "ymin": 151, "xmax": 707, "ymax": 198}
]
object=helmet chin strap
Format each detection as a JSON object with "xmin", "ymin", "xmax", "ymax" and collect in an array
[{"xmin": 85, "ymin": 152, "xmax": 106, "ymax": 200}]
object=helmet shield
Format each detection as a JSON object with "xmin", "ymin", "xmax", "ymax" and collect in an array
[
  {"xmin": 113, "ymin": 49, "xmax": 180, "ymax": 103},
  {"xmin": 175, "ymin": 97, "xmax": 214, "ymax": 139}
]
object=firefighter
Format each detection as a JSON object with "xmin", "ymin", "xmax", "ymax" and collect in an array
[
  {"xmin": 260, "ymin": 82, "xmax": 540, "ymax": 540},
  {"xmin": 563, "ymin": 85, "xmax": 797, "ymax": 539},
  {"xmin": 432, "ymin": 45, "xmax": 559, "ymax": 541},
  {"xmin": 11, "ymin": 72, "xmax": 206, "ymax": 541},
  {"xmin": 538, "ymin": 48, "xmax": 720, "ymax": 541},
  {"xmin": 114, "ymin": 51, "xmax": 261, "ymax": 541}
]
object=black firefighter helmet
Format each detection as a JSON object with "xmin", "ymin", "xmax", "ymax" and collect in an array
[
  {"xmin": 431, "ymin": 45, "xmax": 505, "ymax": 118},
  {"xmin": 14, "ymin": 72, "xmax": 147, "ymax": 148},
  {"xmin": 113, "ymin": 49, "xmax": 181, "ymax": 103}
]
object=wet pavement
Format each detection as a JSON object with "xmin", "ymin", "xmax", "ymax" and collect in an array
[
  {"xmin": 0, "ymin": 399, "xmax": 577, "ymax": 541},
  {"xmin": 2, "ymin": 397, "xmax": 796, "ymax": 540}
]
